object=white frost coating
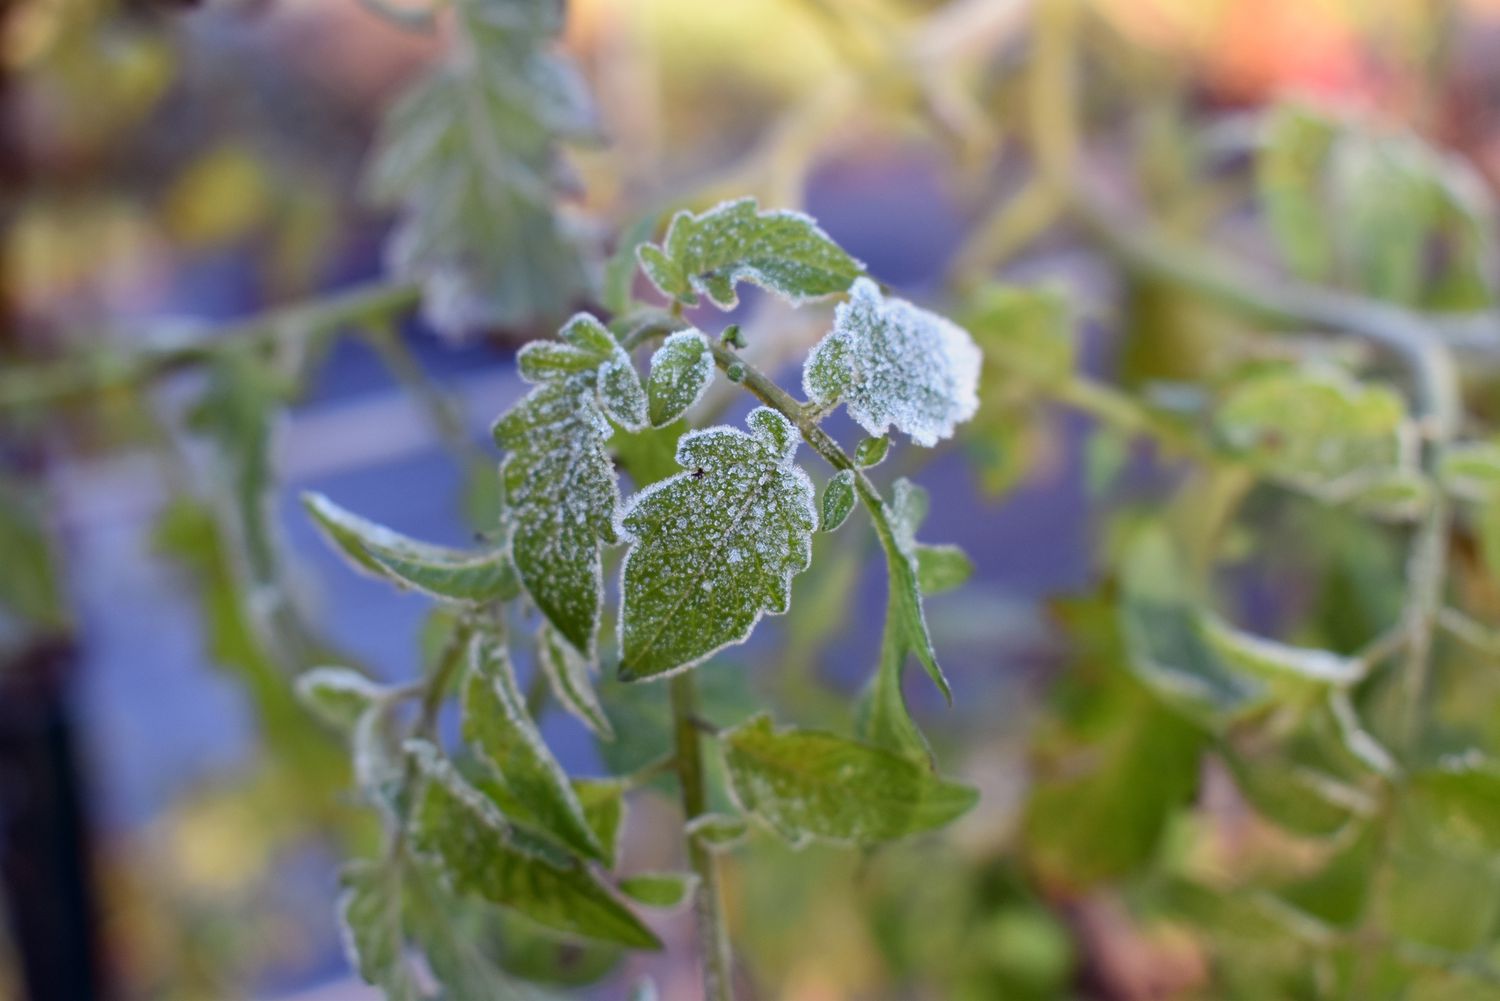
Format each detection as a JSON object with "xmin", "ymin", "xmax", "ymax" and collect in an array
[
  {"xmin": 637, "ymin": 197, "xmax": 865, "ymax": 309},
  {"xmin": 803, "ymin": 278, "xmax": 981, "ymax": 447},
  {"xmin": 646, "ymin": 329, "xmax": 715, "ymax": 426},
  {"xmin": 615, "ymin": 407, "xmax": 817, "ymax": 680}
]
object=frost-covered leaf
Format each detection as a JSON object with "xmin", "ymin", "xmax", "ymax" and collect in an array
[
  {"xmin": 819, "ymin": 470, "xmax": 857, "ymax": 533},
  {"xmin": 722, "ymin": 714, "xmax": 977, "ymax": 848},
  {"xmin": 365, "ymin": 0, "xmax": 594, "ymax": 336},
  {"xmin": 1200, "ymin": 614, "xmax": 1365, "ymax": 702},
  {"xmin": 1214, "ymin": 368, "xmax": 1405, "ymax": 488},
  {"xmin": 463, "ymin": 631, "xmax": 606, "ymax": 862},
  {"xmin": 645, "ymin": 329, "xmax": 714, "ymax": 427},
  {"xmin": 858, "ymin": 479, "xmax": 951, "ymax": 762},
  {"xmin": 617, "ymin": 407, "xmax": 816, "ymax": 680},
  {"xmin": 303, "ymin": 492, "xmax": 518, "ymax": 603},
  {"xmin": 804, "ymin": 278, "xmax": 981, "ymax": 447},
  {"xmin": 538, "ymin": 622, "xmax": 613, "ymax": 740},
  {"xmin": 915, "ymin": 544, "xmax": 973, "ymax": 595},
  {"xmin": 296, "ymin": 666, "xmax": 385, "ymax": 732},
  {"xmin": 636, "ymin": 197, "xmax": 863, "ymax": 309},
  {"xmin": 853, "ymin": 435, "xmax": 891, "ymax": 468},
  {"xmin": 685, "ymin": 812, "xmax": 748, "ymax": 851},
  {"xmin": 618, "ymin": 872, "xmax": 696, "ymax": 909},
  {"xmin": 339, "ymin": 860, "xmax": 418, "ymax": 1001},
  {"xmin": 406, "ymin": 741, "xmax": 660, "ymax": 949},
  {"xmin": 496, "ymin": 314, "xmax": 642, "ymax": 656}
]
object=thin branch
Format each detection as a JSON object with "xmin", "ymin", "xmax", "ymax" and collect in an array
[{"xmin": 0, "ymin": 282, "xmax": 422, "ymax": 412}]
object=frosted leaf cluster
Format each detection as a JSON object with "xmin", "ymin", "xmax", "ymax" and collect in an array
[
  {"xmin": 366, "ymin": 0, "xmax": 595, "ymax": 337},
  {"xmin": 804, "ymin": 278, "xmax": 981, "ymax": 447},
  {"xmin": 617, "ymin": 407, "xmax": 817, "ymax": 680},
  {"xmin": 495, "ymin": 314, "xmax": 646, "ymax": 657},
  {"xmin": 637, "ymin": 197, "xmax": 865, "ymax": 309}
]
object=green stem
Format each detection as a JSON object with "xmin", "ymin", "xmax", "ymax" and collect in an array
[
  {"xmin": 670, "ymin": 671, "xmax": 735, "ymax": 1001},
  {"xmin": 390, "ymin": 616, "xmax": 473, "ymax": 855},
  {"xmin": 0, "ymin": 281, "xmax": 421, "ymax": 411}
]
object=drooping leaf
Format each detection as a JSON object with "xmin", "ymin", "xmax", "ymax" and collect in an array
[
  {"xmin": 804, "ymin": 277, "xmax": 982, "ymax": 447},
  {"xmin": 538, "ymin": 622, "xmax": 614, "ymax": 740},
  {"xmin": 496, "ymin": 313, "xmax": 644, "ymax": 656},
  {"xmin": 858, "ymin": 479, "xmax": 951, "ymax": 762},
  {"xmin": 618, "ymin": 872, "xmax": 697, "ymax": 909},
  {"xmin": 645, "ymin": 329, "xmax": 714, "ymax": 427},
  {"xmin": 819, "ymin": 470, "xmax": 857, "ymax": 533},
  {"xmin": 406, "ymin": 741, "xmax": 660, "ymax": 949},
  {"xmin": 1213, "ymin": 367, "xmax": 1405, "ymax": 492},
  {"xmin": 1200, "ymin": 614, "xmax": 1366, "ymax": 694},
  {"xmin": 722, "ymin": 714, "xmax": 976, "ymax": 848},
  {"xmin": 463, "ymin": 631, "xmax": 606, "ymax": 862},
  {"xmin": 365, "ymin": 0, "xmax": 594, "ymax": 335},
  {"xmin": 617, "ymin": 407, "xmax": 816, "ymax": 680},
  {"xmin": 338, "ymin": 860, "xmax": 417, "ymax": 1001},
  {"xmin": 303, "ymin": 492, "xmax": 517, "ymax": 603},
  {"xmin": 296, "ymin": 666, "xmax": 386, "ymax": 732},
  {"xmin": 636, "ymin": 197, "xmax": 863, "ymax": 309},
  {"xmin": 685, "ymin": 812, "xmax": 749, "ymax": 851}
]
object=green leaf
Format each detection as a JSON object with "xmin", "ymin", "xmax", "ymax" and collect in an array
[
  {"xmin": 574, "ymin": 779, "xmax": 626, "ymax": 869},
  {"xmin": 1200, "ymin": 614, "xmax": 1365, "ymax": 694},
  {"xmin": 303, "ymin": 491, "xmax": 518, "ymax": 603},
  {"xmin": 1214, "ymin": 367, "xmax": 1405, "ymax": 489},
  {"xmin": 618, "ymin": 872, "xmax": 696, "ymax": 909},
  {"xmin": 685, "ymin": 812, "xmax": 748, "ymax": 851},
  {"xmin": 722, "ymin": 714, "xmax": 976, "ymax": 848},
  {"xmin": 645, "ymin": 329, "xmax": 714, "ymax": 427},
  {"xmin": 1022, "ymin": 598, "xmax": 1206, "ymax": 890},
  {"xmin": 538, "ymin": 622, "xmax": 614, "ymax": 740},
  {"xmin": 1409, "ymin": 753, "xmax": 1500, "ymax": 854},
  {"xmin": 1119, "ymin": 527, "xmax": 1264, "ymax": 721},
  {"xmin": 295, "ymin": 666, "xmax": 385, "ymax": 732},
  {"xmin": 617, "ymin": 407, "xmax": 816, "ymax": 680},
  {"xmin": 636, "ymin": 197, "xmax": 863, "ymax": 309},
  {"xmin": 0, "ymin": 475, "xmax": 66, "ymax": 652},
  {"xmin": 857, "ymin": 479, "xmax": 954, "ymax": 763},
  {"xmin": 604, "ymin": 212, "xmax": 663, "ymax": 316},
  {"xmin": 915, "ymin": 544, "xmax": 973, "ymax": 595},
  {"xmin": 611, "ymin": 420, "xmax": 688, "ymax": 490},
  {"xmin": 365, "ymin": 0, "xmax": 593, "ymax": 335},
  {"xmin": 853, "ymin": 435, "xmax": 891, "ymax": 468},
  {"xmin": 818, "ymin": 470, "xmax": 857, "ymax": 533},
  {"xmin": 803, "ymin": 278, "xmax": 981, "ymax": 447},
  {"xmin": 963, "ymin": 283, "xmax": 1075, "ymax": 388},
  {"xmin": 1439, "ymin": 441, "xmax": 1500, "ymax": 500},
  {"xmin": 496, "ymin": 313, "xmax": 642, "ymax": 656},
  {"xmin": 1257, "ymin": 103, "xmax": 1340, "ymax": 283},
  {"xmin": 406, "ymin": 741, "xmax": 660, "ymax": 949},
  {"xmin": 338, "ymin": 860, "xmax": 417, "ymax": 1001},
  {"xmin": 463, "ymin": 631, "xmax": 606, "ymax": 862}
]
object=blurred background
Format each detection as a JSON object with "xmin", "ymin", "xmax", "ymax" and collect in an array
[{"xmin": 5, "ymin": 0, "xmax": 1500, "ymax": 998}]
